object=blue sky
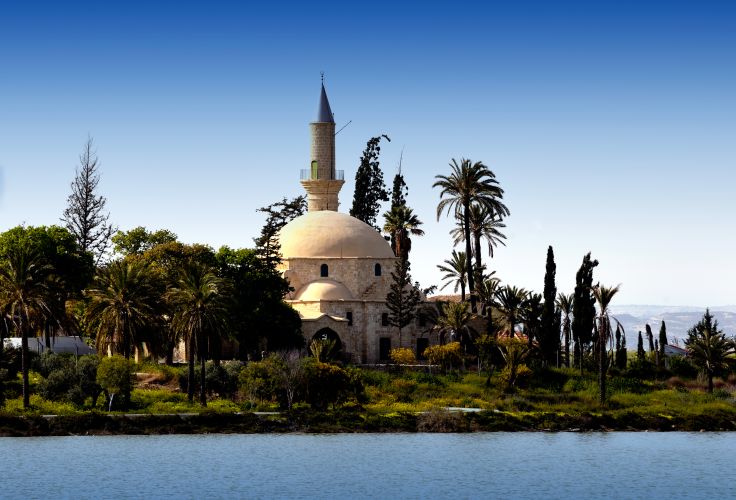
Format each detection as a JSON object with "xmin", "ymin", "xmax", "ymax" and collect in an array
[{"xmin": 1, "ymin": 0, "xmax": 734, "ymax": 306}]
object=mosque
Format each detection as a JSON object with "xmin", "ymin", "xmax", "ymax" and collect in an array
[{"xmin": 277, "ymin": 83, "xmax": 438, "ymax": 363}]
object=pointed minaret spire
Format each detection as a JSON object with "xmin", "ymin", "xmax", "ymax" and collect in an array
[
  {"xmin": 301, "ymin": 77, "xmax": 343, "ymax": 211},
  {"xmin": 317, "ymin": 76, "xmax": 334, "ymax": 123}
]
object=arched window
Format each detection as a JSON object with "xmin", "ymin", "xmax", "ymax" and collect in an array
[
  {"xmin": 374, "ymin": 263, "xmax": 382, "ymax": 277},
  {"xmin": 320, "ymin": 264, "xmax": 329, "ymax": 277}
]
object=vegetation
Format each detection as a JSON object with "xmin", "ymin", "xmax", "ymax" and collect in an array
[
  {"xmin": 61, "ymin": 137, "xmax": 116, "ymax": 264},
  {"xmin": 350, "ymin": 135, "xmax": 391, "ymax": 230}
]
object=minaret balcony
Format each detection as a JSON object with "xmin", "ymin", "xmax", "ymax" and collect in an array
[{"xmin": 300, "ymin": 169, "xmax": 344, "ymax": 181}]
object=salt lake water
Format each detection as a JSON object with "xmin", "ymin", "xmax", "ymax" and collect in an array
[{"xmin": 2, "ymin": 432, "xmax": 734, "ymax": 499}]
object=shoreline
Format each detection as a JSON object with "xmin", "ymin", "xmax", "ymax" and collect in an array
[{"xmin": 2, "ymin": 408, "xmax": 735, "ymax": 436}]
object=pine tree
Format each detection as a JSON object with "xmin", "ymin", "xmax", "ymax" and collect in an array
[
  {"xmin": 385, "ymin": 258, "xmax": 421, "ymax": 347},
  {"xmin": 61, "ymin": 136, "xmax": 116, "ymax": 264},
  {"xmin": 539, "ymin": 246, "xmax": 559, "ymax": 365},
  {"xmin": 572, "ymin": 252, "xmax": 598, "ymax": 372},
  {"xmin": 350, "ymin": 135, "xmax": 390, "ymax": 229},
  {"xmin": 637, "ymin": 331, "xmax": 645, "ymax": 361},
  {"xmin": 254, "ymin": 196, "xmax": 307, "ymax": 268}
]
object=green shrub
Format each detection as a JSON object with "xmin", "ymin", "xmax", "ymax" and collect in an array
[
  {"xmin": 303, "ymin": 359, "xmax": 355, "ymax": 410},
  {"xmin": 668, "ymin": 356, "xmax": 698, "ymax": 379},
  {"xmin": 389, "ymin": 378, "xmax": 418, "ymax": 403},
  {"xmin": 238, "ymin": 357, "xmax": 283, "ymax": 404},
  {"xmin": 97, "ymin": 356, "xmax": 133, "ymax": 410},
  {"xmin": 179, "ymin": 361, "xmax": 243, "ymax": 398},
  {"xmin": 35, "ymin": 354, "xmax": 101, "ymax": 407},
  {"xmin": 390, "ymin": 347, "xmax": 416, "ymax": 365}
]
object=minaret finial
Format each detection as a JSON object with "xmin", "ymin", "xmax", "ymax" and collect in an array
[{"xmin": 321, "ymin": 71, "xmax": 324, "ymax": 83}]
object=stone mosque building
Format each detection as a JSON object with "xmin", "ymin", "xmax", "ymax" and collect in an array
[{"xmin": 277, "ymin": 83, "xmax": 438, "ymax": 364}]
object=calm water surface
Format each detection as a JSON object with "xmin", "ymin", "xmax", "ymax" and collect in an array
[{"xmin": 2, "ymin": 432, "xmax": 734, "ymax": 499}]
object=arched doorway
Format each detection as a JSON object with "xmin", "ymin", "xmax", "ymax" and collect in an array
[{"xmin": 311, "ymin": 328, "xmax": 343, "ymax": 361}]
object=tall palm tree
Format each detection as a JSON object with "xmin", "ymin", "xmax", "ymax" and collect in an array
[
  {"xmin": 0, "ymin": 246, "xmax": 57, "ymax": 408},
  {"xmin": 684, "ymin": 309, "xmax": 736, "ymax": 393},
  {"xmin": 85, "ymin": 259, "xmax": 160, "ymax": 360},
  {"xmin": 167, "ymin": 261, "xmax": 231, "ymax": 406},
  {"xmin": 593, "ymin": 284, "xmax": 623, "ymax": 404},
  {"xmin": 556, "ymin": 293, "xmax": 574, "ymax": 368},
  {"xmin": 437, "ymin": 250, "xmax": 468, "ymax": 301},
  {"xmin": 434, "ymin": 158, "xmax": 509, "ymax": 312},
  {"xmin": 495, "ymin": 285, "xmax": 528, "ymax": 338},
  {"xmin": 451, "ymin": 203, "xmax": 507, "ymax": 284},
  {"xmin": 435, "ymin": 301, "xmax": 475, "ymax": 349},
  {"xmin": 382, "ymin": 205, "xmax": 425, "ymax": 261},
  {"xmin": 521, "ymin": 293, "xmax": 543, "ymax": 349}
]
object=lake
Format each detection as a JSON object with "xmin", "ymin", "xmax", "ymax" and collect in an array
[{"xmin": 1, "ymin": 432, "xmax": 732, "ymax": 499}]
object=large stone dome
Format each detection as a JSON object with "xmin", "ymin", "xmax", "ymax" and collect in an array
[
  {"xmin": 294, "ymin": 279, "xmax": 354, "ymax": 301},
  {"xmin": 279, "ymin": 211, "xmax": 394, "ymax": 259}
]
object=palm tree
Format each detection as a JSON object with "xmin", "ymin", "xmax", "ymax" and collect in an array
[
  {"xmin": 684, "ymin": 309, "xmax": 736, "ymax": 393},
  {"xmin": 167, "ymin": 261, "xmax": 231, "ymax": 406},
  {"xmin": 437, "ymin": 250, "xmax": 468, "ymax": 301},
  {"xmin": 495, "ymin": 285, "xmax": 528, "ymax": 338},
  {"xmin": 556, "ymin": 293, "xmax": 574, "ymax": 367},
  {"xmin": 434, "ymin": 158, "xmax": 509, "ymax": 312},
  {"xmin": 476, "ymin": 274, "xmax": 501, "ymax": 336},
  {"xmin": 450, "ymin": 203, "xmax": 507, "ymax": 284},
  {"xmin": 435, "ymin": 301, "xmax": 475, "ymax": 350},
  {"xmin": 85, "ymin": 259, "xmax": 160, "ymax": 360},
  {"xmin": 521, "ymin": 293, "xmax": 543, "ymax": 349},
  {"xmin": 0, "ymin": 246, "xmax": 57, "ymax": 408},
  {"xmin": 593, "ymin": 284, "xmax": 623, "ymax": 404},
  {"xmin": 383, "ymin": 205, "xmax": 425, "ymax": 261}
]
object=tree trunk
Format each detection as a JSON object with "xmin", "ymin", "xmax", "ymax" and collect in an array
[
  {"xmin": 460, "ymin": 282, "xmax": 466, "ymax": 302},
  {"xmin": 707, "ymin": 372, "xmax": 714, "ymax": 393},
  {"xmin": 463, "ymin": 201, "xmax": 476, "ymax": 313},
  {"xmin": 21, "ymin": 326, "xmax": 30, "ymax": 409},
  {"xmin": 200, "ymin": 352, "xmax": 207, "ymax": 407},
  {"xmin": 599, "ymin": 322, "xmax": 607, "ymax": 404},
  {"xmin": 474, "ymin": 230, "xmax": 483, "ymax": 285},
  {"xmin": 564, "ymin": 321, "xmax": 570, "ymax": 368},
  {"xmin": 187, "ymin": 334, "xmax": 195, "ymax": 402}
]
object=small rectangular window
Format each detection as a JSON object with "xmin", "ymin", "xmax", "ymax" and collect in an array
[
  {"xmin": 379, "ymin": 337, "xmax": 391, "ymax": 361},
  {"xmin": 381, "ymin": 313, "xmax": 389, "ymax": 326},
  {"xmin": 346, "ymin": 311, "xmax": 353, "ymax": 326}
]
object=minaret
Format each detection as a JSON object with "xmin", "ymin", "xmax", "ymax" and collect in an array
[{"xmin": 300, "ymin": 79, "xmax": 344, "ymax": 211}]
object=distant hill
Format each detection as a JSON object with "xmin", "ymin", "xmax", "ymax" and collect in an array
[
  {"xmin": 425, "ymin": 297, "xmax": 736, "ymax": 347},
  {"xmin": 609, "ymin": 305, "xmax": 736, "ymax": 347}
]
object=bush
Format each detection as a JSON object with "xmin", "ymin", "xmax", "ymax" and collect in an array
[
  {"xmin": 179, "ymin": 361, "xmax": 243, "ymax": 399},
  {"xmin": 389, "ymin": 378, "xmax": 417, "ymax": 403},
  {"xmin": 390, "ymin": 348, "xmax": 416, "ymax": 365},
  {"xmin": 35, "ymin": 354, "xmax": 101, "ymax": 407},
  {"xmin": 425, "ymin": 342, "xmax": 462, "ymax": 372},
  {"xmin": 668, "ymin": 356, "xmax": 698, "ymax": 379},
  {"xmin": 238, "ymin": 357, "xmax": 284, "ymax": 404},
  {"xmin": 303, "ymin": 359, "xmax": 355, "ymax": 410},
  {"xmin": 97, "ymin": 356, "xmax": 133, "ymax": 409},
  {"xmin": 500, "ymin": 363, "xmax": 532, "ymax": 390}
]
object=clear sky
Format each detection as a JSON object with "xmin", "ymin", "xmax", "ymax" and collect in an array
[{"xmin": 1, "ymin": 0, "xmax": 734, "ymax": 306}]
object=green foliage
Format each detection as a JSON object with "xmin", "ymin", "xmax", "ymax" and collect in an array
[
  {"xmin": 215, "ymin": 246, "xmax": 303, "ymax": 354},
  {"xmin": 34, "ymin": 353, "xmax": 102, "ymax": 407},
  {"xmin": 238, "ymin": 357, "xmax": 284, "ymax": 404},
  {"xmin": 350, "ymin": 135, "xmax": 390, "ymax": 230},
  {"xmin": 385, "ymin": 258, "xmax": 421, "ymax": 342},
  {"xmin": 572, "ymin": 253, "xmax": 598, "ymax": 365},
  {"xmin": 253, "ymin": 196, "xmax": 307, "ymax": 267},
  {"xmin": 0, "ymin": 225, "xmax": 93, "ymax": 297},
  {"xmin": 111, "ymin": 226, "xmax": 178, "ymax": 256},
  {"xmin": 668, "ymin": 355, "xmax": 698, "ymax": 378},
  {"xmin": 61, "ymin": 137, "xmax": 116, "ymax": 263},
  {"xmin": 425, "ymin": 342, "xmax": 463, "ymax": 372},
  {"xmin": 179, "ymin": 361, "xmax": 242, "ymax": 399},
  {"xmin": 389, "ymin": 347, "xmax": 416, "ymax": 365},
  {"xmin": 684, "ymin": 309, "xmax": 736, "ymax": 392},
  {"xmin": 96, "ymin": 355, "xmax": 133, "ymax": 405},
  {"xmin": 497, "ymin": 338, "xmax": 532, "ymax": 390},
  {"xmin": 437, "ymin": 250, "xmax": 468, "ymax": 301},
  {"xmin": 383, "ymin": 204, "xmax": 424, "ymax": 260},
  {"xmin": 637, "ymin": 331, "xmax": 646, "ymax": 361},
  {"xmin": 303, "ymin": 359, "xmax": 364, "ymax": 410},
  {"xmin": 539, "ymin": 246, "xmax": 559, "ymax": 365}
]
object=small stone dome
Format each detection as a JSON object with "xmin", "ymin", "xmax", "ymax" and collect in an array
[
  {"xmin": 279, "ymin": 211, "xmax": 394, "ymax": 259},
  {"xmin": 294, "ymin": 279, "xmax": 354, "ymax": 301}
]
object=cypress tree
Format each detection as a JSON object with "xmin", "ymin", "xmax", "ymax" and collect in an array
[
  {"xmin": 620, "ymin": 333, "xmax": 627, "ymax": 369},
  {"xmin": 659, "ymin": 320, "xmax": 668, "ymax": 360},
  {"xmin": 540, "ymin": 246, "xmax": 559, "ymax": 365},
  {"xmin": 646, "ymin": 324, "xmax": 655, "ymax": 358},
  {"xmin": 572, "ymin": 252, "xmax": 598, "ymax": 372},
  {"xmin": 391, "ymin": 171, "xmax": 408, "ymax": 209},
  {"xmin": 615, "ymin": 325, "xmax": 621, "ymax": 367},
  {"xmin": 637, "ymin": 331, "xmax": 645, "ymax": 361},
  {"xmin": 350, "ymin": 135, "xmax": 390, "ymax": 230}
]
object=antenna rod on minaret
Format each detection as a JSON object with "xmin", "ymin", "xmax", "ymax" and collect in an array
[
  {"xmin": 398, "ymin": 146, "xmax": 404, "ymax": 175},
  {"xmin": 335, "ymin": 120, "xmax": 352, "ymax": 136}
]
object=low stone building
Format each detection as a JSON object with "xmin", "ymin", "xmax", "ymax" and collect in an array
[{"xmin": 277, "ymin": 82, "xmax": 438, "ymax": 363}]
